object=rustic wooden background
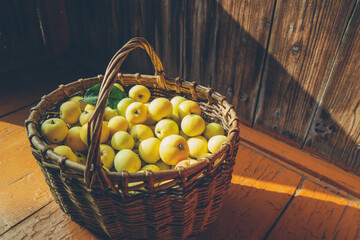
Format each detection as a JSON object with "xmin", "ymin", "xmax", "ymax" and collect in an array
[{"xmin": 1, "ymin": 0, "xmax": 360, "ymax": 175}]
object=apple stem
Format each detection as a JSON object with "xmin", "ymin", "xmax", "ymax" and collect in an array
[
  {"xmin": 51, "ymin": 119, "xmax": 55, "ymax": 124},
  {"xmin": 178, "ymin": 144, "xmax": 183, "ymax": 150}
]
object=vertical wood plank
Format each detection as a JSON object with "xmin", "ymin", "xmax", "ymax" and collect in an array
[
  {"xmin": 183, "ymin": 0, "xmax": 275, "ymax": 125},
  {"xmin": 254, "ymin": 0, "xmax": 356, "ymax": 146},
  {"xmin": 0, "ymin": 0, "xmax": 45, "ymax": 64},
  {"xmin": 304, "ymin": 1, "xmax": 360, "ymax": 174}
]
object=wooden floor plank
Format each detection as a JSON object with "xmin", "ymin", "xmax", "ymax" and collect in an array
[
  {"xmin": 1, "ymin": 201, "xmax": 98, "ymax": 240},
  {"xmin": 266, "ymin": 180, "xmax": 356, "ymax": 239},
  {"xmin": 197, "ymin": 144, "xmax": 303, "ymax": 240},
  {"xmin": 0, "ymin": 108, "xmax": 53, "ymax": 235}
]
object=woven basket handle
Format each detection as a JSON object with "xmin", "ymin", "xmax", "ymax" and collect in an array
[{"xmin": 84, "ymin": 37, "xmax": 165, "ymax": 191}]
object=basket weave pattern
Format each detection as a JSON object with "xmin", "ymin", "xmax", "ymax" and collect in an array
[{"xmin": 26, "ymin": 38, "xmax": 240, "ymax": 239}]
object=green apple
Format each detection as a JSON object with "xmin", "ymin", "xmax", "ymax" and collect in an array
[
  {"xmin": 64, "ymin": 126, "xmax": 87, "ymax": 152},
  {"xmin": 111, "ymin": 131, "xmax": 134, "ymax": 150},
  {"xmin": 138, "ymin": 137, "xmax": 161, "ymax": 163},
  {"xmin": 171, "ymin": 96, "xmax": 187, "ymax": 114},
  {"xmin": 69, "ymin": 96, "xmax": 87, "ymax": 111},
  {"xmin": 203, "ymin": 123, "xmax": 225, "ymax": 140},
  {"xmin": 181, "ymin": 114, "xmax": 205, "ymax": 137},
  {"xmin": 60, "ymin": 101, "xmax": 82, "ymax": 125},
  {"xmin": 129, "ymin": 124, "xmax": 154, "ymax": 148},
  {"xmin": 148, "ymin": 97, "xmax": 173, "ymax": 121},
  {"xmin": 54, "ymin": 145, "xmax": 77, "ymax": 162},
  {"xmin": 187, "ymin": 136, "xmax": 208, "ymax": 158},
  {"xmin": 155, "ymin": 160, "xmax": 171, "ymax": 170},
  {"xmin": 107, "ymin": 116, "xmax": 129, "ymax": 136},
  {"xmin": 79, "ymin": 110, "xmax": 94, "ymax": 126},
  {"xmin": 208, "ymin": 135, "xmax": 228, "ymax": 153},
  {"xmin": 140, "ymin": 164, "xmax": 160, "ymax": 172},
  {"xmin": 100, "ymin": 144, "xmax": 115, "ymax": 170},
  {"xmin": 178, "ymin": 100, "xmax": 201, "ymax": 119},
  {"xmin": 174, "ymin": 159, "xmax": 198, "ymax": 169},
  {"xmin": 116, "ymin": 97, "xmax": 135, "ymax": 117},
  {"xmin": 159, "ymin": 135, "xmax": 190, "ymax": 165},
  {"xmin": 155, "ymin": 119, "xmax": 179, "ymax": 140},
  {"xmin": 126, "ymin": 102, "xmax": 148, "ymax": 124},
  {"xmin": 41, "ymin": 118, "xmax": 69, "ymax": 144},
  {"xmin": 114, "ymin": 149, "xmax": 141, "ymax": 173},
  {"xmin": 104, "ymin": 106, "xmax": 119, "ymax": 121},
  {"xmin": 129, "ymin": 85, "xmax": 151, "ymax": 103},
  {"xmin": 80, "ymin": 122, "xmax": 110, "ymax": 145},
  {"xmin": 169, "ymin": 112, "xmax": 181, "ymax": 126}
]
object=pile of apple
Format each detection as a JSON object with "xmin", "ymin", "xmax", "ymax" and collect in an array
[{"xmin": 40, "ymin": 83, "xmax": 227, "ymax": 174}]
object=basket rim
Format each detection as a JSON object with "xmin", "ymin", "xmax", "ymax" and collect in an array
[{"xmin": 26, "ymin": 73, "xmax": 240, "ymax": 194}]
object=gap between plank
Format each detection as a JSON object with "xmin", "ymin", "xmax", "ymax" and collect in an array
[
  {"xmin": 301, "ymin": 0, "xmax": 360, "ymax": 148},
  {"xmin": 262, "ymin": 177, "xmax": 305, "ymax": 240},
  {"xmin": 251, "ymin": 0, "xmax": 278, "ymax": 128}
]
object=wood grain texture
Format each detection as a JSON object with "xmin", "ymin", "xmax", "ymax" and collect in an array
[
  {"xmin": 64, "ymin": 0, "xmax": 183, "ymax": 77},
  {"xmin": 197, "ymin": 144, "xmax": 303, "ymax": 240},
  {"xmin": 254, "ymin": 0, "xmax": 356, "ymax": 146},
  {"xmin": 183, "ymin": 0, "xmax": 275, "ymax": 125},
  {"xmin": 267, "ymin": 180, "xmax": 360, "ymax": 240},
  {"xmin": 0, "ymin": 108, "xmax": 53, "ymax": 235},
  {"xmin": 304, "ymin": 2, "xmax": 360, "ymax": 174}
]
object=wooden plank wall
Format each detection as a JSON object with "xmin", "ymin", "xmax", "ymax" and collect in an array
[
  {"xmin": 3, "ymin": 0, "xmax": 360, "ymax": 174},
  {"xmin": 0, "ymin": 0, "xmax": 47, "ymax": 70}
]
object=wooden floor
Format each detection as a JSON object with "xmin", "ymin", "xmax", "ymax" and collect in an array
[{"xmin": 1, "ymin": 56, "xmax": 359, "ymax": 240}]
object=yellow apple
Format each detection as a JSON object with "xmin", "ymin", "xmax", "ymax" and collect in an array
[
  {"xmin": 111, "ymin": 131, "xmax": 134, "ymax": 150},
  {"xmin": 104, "ymin": 106, "xmax": 119, "ymax": 121},
  {"xmin": 60, "ymin": 101, "xmax": 82, "ymax": 125},
  {"xmin": 41, "ymin": 118, "xmax": 69, "ymax": 144},
  {"xmin": 64, "ymin": 126, "xmax": 87, "ymax": 152},
  {"xmin": 84, "ymin": 104, "xmax": 95, "ymax": 112},
  {"xmin": 129, "ymin": 85, "xmax": 151, "ymax": 103},
  {"xmin": 143, "ymin": 103, "xmax": 157, "ymax": 125},
  {"xmin": 129, "ymin": 124, "xmax": 154, "ymax": 148},
  {"xmin": 208, "ymin": 135, "xmax": 228, "ymax": 153},
  {"xmin": 107, "ymin": 116, "xmax": 129, "ymax": 136},
  {"xmin": 116, "ymin": 97, "xmax": 135, "ymax": 117},
  {"xmin": 75, "ymin": 152, "xmax": 87, "ymax": 165},
  {"xmin": 114, "ymin": 83, "xmax": 125, "ymax": 92},
  {"xmin": 178, "ymin": 100, "xmax": 201, "ymax": 119},
  {"xmin": 171, "ymin": 96, "xmax": 187, "ymax": 114},
  {"xmin": 155, "ymin": 119, "xmax": 179, "ymax": 140},
  {"xmin": 140, "ymin": 164, "xmax": 160, "ymax": 172},
  {"xmin": 54, "ymin": 145, "xmax": 77, "ymax": 162},
  {"xmin": 169, "ymin": 112, "xmax": 181, "ymax": 126},
  {"xmin": 69, "ymin": 96, "xmax": 87, "ymax": 111},
  {"xmin": 175, "ymin": 159, "xmax": 198, "ymax": 169},
  {"xmin": 203, "ymin": 123, "xmax": 225, "ymax": 140},
  {"xmin": 155, "ymin": 160, "xmax": 171, "ymax": 170},
  {"xmin": 181, "ymin": 114, "xmax": 205, "ymax": 137},
  {"xmin": 80, "ymin": 122, "xmax": 110, "ymax": 145},
  {"xmin": 100, "ymin": 144, "xmax": 115, "ymax": 170},
  {"xmin": 114, "ymin": 149, "xmax": 141, "ymax": 173},
  {"xmin": 126, "ymin": 102, "xmax": 148, "ymax": 124},
  {"xmin": 79, "ymin": 110, "xmax": 93, "ymax": 125},
  {"xmin": 159, "ymin": 135, "xmax": 189, "ymax": 165},
  {"xmin": 138, "ymin": 137, "xmax": 161, "ymax": 163},
  {"xmin": 148, "ymin": 97, "xmax": 173, "ymax": 121},
  {"xmin": 187, "ymin": 136, "xmax": 208, "ymax": 158},
  {"xmin": 179, "ymin": 130, "xmax": 189, "ymax": 140}
]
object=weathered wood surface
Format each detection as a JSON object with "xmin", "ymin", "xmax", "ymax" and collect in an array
[
  {"xmin": 253, "ymin": 0, "xmax": 357, "ymax": 147},
  {"xmin": 267, "ymin": 180, "xmax": 360, "ymax": 239},
  {"xmin": 182, "ymin": 0, "xmax": 275, "ymax": 125},
  {"xmin": 304, "ymin": 1, "xmax": 360, "ymax": 174}
]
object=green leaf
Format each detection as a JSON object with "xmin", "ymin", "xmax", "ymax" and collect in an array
[{"xmin": 81, "ymin": 83, "xmax": 127, "ymax": 109}]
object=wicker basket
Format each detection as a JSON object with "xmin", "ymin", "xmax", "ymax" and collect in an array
[{"xmin": 25, "ymin": 37, "xmax": 240, "ymax": 240}]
